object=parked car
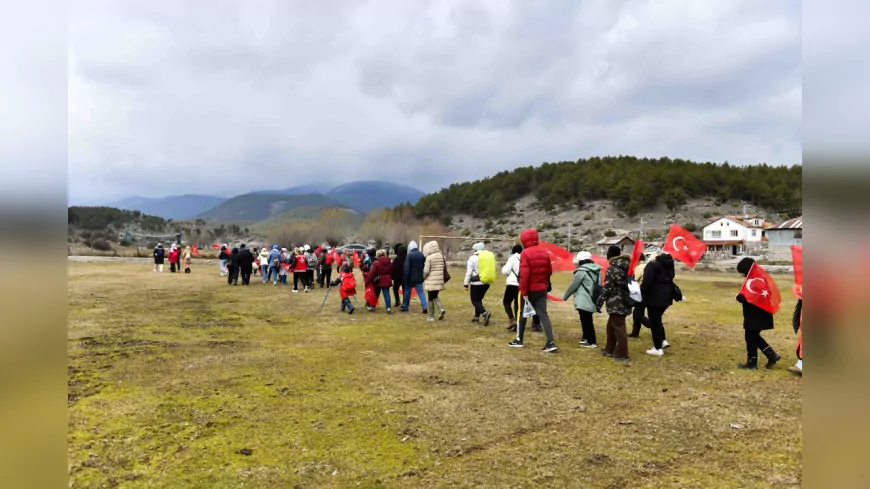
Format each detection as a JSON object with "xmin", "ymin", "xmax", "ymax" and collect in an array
[{"xmin": 337, "ymin": 244, "xmax": 366, "ymax": 257}]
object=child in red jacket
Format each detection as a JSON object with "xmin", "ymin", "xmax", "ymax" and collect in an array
[{"xmin": 330, "ymin": 265, "xmax": 357, "ymax": 314}]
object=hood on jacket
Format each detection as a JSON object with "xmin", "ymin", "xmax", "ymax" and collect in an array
[
  {"xmin": 520, "ymin": 229, "xmax": 540, "ymax": 248},
  {"xmin": 737, "ymin": 257, "xmax": 755, "ymax": 276},
  {"xmin": 578, "ymin": 262, "xmax": 602, "ymax": 273},
  {"xmin": 606, "ymin": 245, "xmax": 622, "ymax": 260},
  {"xmin": 408, "ymin": 241, "xmax": 418, "ymax": 251},
  {"xmin": 170, "ymin": 243, "xmax": 177, "ymax": 251},
  {"xmin": 156, "ymin": 244, "xmax": 163, "ymax": 249},
  {"xmin": 609, "ymin": 254, "xmax": 631, "ymax": 269},
  {"xmin": 655, "ymin": 253, "xmax": 676, "ymax": 276},
  {"xmin": 259, "ymin": 249, "xmax": 270, "ymax": 257},
  {"xmin": 272, "ymin": 244, "xmax": 280, "ymax": 251},
  {"xmin": 231, "ymin": 247, "xmax": 239, "ymax": 254},
  {"xmin": 472, "ymin": 242, "xmax": 485, "ymax": 252},
  {"xmin": 423, "ymin": 240, "xmax": 441, "ymax": 257},
  {"xmin": 394, "ymin": 243, "xmax": 405, "ymax": 254}
]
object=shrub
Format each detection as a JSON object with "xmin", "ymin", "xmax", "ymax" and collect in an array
[
  {"xmin": 92, "ymin": 238, "xmax": 112, "ymax": 251},
  {"xmin": 683, "ymin": 222, "xmax": 697, "ymax": 232},
  {"xmin": 617, "ymin": 212, "xmax": 626, "ymax": 219},
  {"xmin": 583, "ymin": 229, "xmax": 593, "ymax": 236},
  {"xmin": 538, "ymin": 219, "xmax": 558, "ymax": 231},
  {"xmin": 702, "ymin": 212, "xmax": 713, "ymax": 219},
  {"xmin": 119, "ymin": 239, "xmax": 132, "ymax": 247},
  {"xmin": 604, "ymin": 230, "xmax": 617, "ymax": 237},
  {"xmin": 583, "ymin": 213, "xmax": 594, "ymax": 220}
]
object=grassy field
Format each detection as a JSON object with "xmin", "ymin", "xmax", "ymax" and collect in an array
[{"xmin": 68, "ymin": 262, "xmax": 802, "ymax": 488}]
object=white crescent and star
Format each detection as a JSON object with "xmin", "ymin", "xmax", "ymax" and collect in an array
[
  {"xmin": 746, "ymin": 277, "xmax": 769, "ymax": 297},
  {"xmin": 672, "ymin": 236, "xmax": 688, "ymax": 251}
]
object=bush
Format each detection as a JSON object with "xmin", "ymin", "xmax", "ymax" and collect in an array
[
  {"xmin": 92, "ymin": 238, "xmax": 112, "ymax": 251},
  {"xmin": 538, "ymin": 219, "xmax": 558, "ymax": 231},
  {"xmin": 119, "ymin": 239, "xmax": 132, "ymax": 247},
  {"xmin": 702, "ymin": 212, "xmax": 713, "ymax": 219},
  {"xmin": 683, "ymin": 222, "xmax": 697, "ymax": 232},
  {"xmin": 604, "ymin": 230, "xmax": 617, "ymax": 237},
  {"xmin": 583, "ymin": 213, "xmax": 594, "ymax": 220},
  {"xmin": 583, "ymin": 229, "xmax": 593, "ymax": 236}
]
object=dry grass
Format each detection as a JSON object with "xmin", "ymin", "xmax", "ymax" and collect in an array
[{"xmin": 68, "ymin": 262, "xmax": 802, "ymax": 488}]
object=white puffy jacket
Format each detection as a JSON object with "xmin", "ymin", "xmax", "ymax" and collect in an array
[{"xmin": 501, "ymin": 253, "xmax": 521, "ymax": 286}]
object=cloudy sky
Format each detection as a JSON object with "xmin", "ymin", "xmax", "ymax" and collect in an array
[{"xmin": 68, "ymin": 0, "xmax": 801, "ymax": 204}]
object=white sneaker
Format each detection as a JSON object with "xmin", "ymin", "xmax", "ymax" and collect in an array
[
  {"xmin": 662, "ymin": 340, "xmax": 671, "ymax": 349},
  {"xmin": 646, "ymin": 348, "xmax": 664, "ymax": 356}
]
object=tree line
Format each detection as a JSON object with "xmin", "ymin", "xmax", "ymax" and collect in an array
[
  {"xmin": 413, "ymin": 156, "xmax": 802, "ymax": 222},
  {"xmin": 68, "ymin": 206, "xmax": 167, "ymax": 232}
]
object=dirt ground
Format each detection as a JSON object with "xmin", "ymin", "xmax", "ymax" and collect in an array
[{"xmin": 68, "ymin": 261, "xmax": 802, "ymax": 488}]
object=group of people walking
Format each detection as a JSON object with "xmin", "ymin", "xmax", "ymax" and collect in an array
[
  {"xmin": 154, "ymin": 226, "xmax": 802, "ymax": 373},
  {"xmin": 151, "ymin": 243, "xmax": 192, "ymax": 274}
]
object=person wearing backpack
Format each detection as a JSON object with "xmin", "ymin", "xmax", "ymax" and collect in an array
[
  {"xmin": 267, "ymin": 244, "xmax": 282, "ymax": 286},
  {"xmin": 595, "ymin": 245, "xmax": 632, "ymax": 362},
  {"xmin": 153, "ymin": 243, "xmax": 165, "ymax": 272},
  {"xmin": 330, "ymin": 264, "xmax": 357, "ymax": 314},
  {"xmin": 464, "ymin": 242, "xmax": 493, "ymax": 325},
  {"xmin": 401, "ymin": 241, "xmax": 428, "ymax": 313},
  {"xmin": 641, "ymin": 252, "xmax": 678, "ymax": 356},
  {"xmin": 304, "ymin": 246, "xmax": 318, "ymax": 291},
  {"xmin": 509, "ymin": 229, "xmax": 557, "ymax": 352},
  {"xmin": 320, "ymin": 247, "xmax": 335, "ymax": 288},
  {"xmin": 218, "ymin": 244, "xmax": 229, "ymax": 276},
  {"xmin": 501, "ymin": 244, "xmax": 522, "ymax": 330},
  {"xmin": 292, "ymin": 247, "xmax": 308, "ymax": 292},
  {"xmin": 563, "ymin": 251, "xmax": 603, "ymax": 348},
  {"xmin": 422, "ymin": 241, "xmax": 448, "ymax": 322}
]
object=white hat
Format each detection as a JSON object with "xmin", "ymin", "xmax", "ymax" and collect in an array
[
  {"xmin": 303, "ymin": 245, "xmax": 310, "ymax": 251},
  {"xmin": 472, "ymin": 242, "xmax": 485, "ymax": 251},
  {"xmin": 574, "ymin": 251, "xmax": 592, "ymax": 264}
]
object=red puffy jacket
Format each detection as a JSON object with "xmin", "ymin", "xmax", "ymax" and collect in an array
[
  {"xmin": 519, "ymin": 229, "xmax": 552, "ymax": 296},
  {"xmin": 365, "ymin": 256, "xmax": 393, "ymax": 288}
]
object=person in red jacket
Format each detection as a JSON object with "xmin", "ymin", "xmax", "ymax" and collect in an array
[
  {"xmin": 292, "ymin": 248, "xmax": 309, "ymax": 292},
  {"xmin": 365, "ymin": 250, "xmax": 394, "ymax": 313},
  {"xmin": 509, "ymin": 228, "xmax": 558, "ymax": 352},
  {"xmin": 330, "ymin": 265, "xmax": 357, "ymax": 314}
]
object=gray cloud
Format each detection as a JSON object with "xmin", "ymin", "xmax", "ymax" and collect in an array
[{"xmin": 68, "ymin": 0, "xmax": 801, "ymax": 204}]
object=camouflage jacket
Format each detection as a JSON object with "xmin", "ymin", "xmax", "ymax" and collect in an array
[{"xmin": 597, "ymin": 255, "xmax": 632, "ymax": 316}]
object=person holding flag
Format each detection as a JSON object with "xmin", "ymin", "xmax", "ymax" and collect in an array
[{"xmin": 735, "ymin": 257, "xmax": 782, "ymax": 370}]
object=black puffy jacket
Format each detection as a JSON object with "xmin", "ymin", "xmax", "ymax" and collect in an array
[{"xmin": 641, "ymin": 254, "xmax": 676, "ymax": 308}]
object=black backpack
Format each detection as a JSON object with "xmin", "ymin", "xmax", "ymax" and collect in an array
[{"xmin": 580, "ymin": 269, "xmax": 603, "ymax": 305}]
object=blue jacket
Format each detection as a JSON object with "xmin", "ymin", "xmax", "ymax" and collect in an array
[
  {"xmin": 403, "ymin": 246, "xmax": 426, "ymax": 285},
  {"xmin": 267, "ymin": 245, "xmax": 282, "ymax": 268}
]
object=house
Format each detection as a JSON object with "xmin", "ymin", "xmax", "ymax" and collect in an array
[
  {"xmin": 702, "ymin": 215, "xmax": 774, "ymax": 256},
  {"xmin": 596, "ymin": 235, "xmax": 634, "ymax": 254},
  {"xmin": 766, "ymin": 216, "xmax": 802, "ymax": 260}
]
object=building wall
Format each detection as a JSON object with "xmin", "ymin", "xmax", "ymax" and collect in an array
[{"xmin": 766, "ymin": 229, "xmax": 802, "ymax": 247}]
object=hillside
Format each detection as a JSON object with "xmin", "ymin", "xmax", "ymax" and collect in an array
[
  {"xmin": 325, "ymin": 181, "xmax": 425, "ymax": 213},
  {"xmin": 414, "ymin": 156, "xmax": 802, "ymax": 222},
  {"xmin": 250, "ymin": 206, "xmax": 363, "ymax": 235},
  {"xmin": 110, "ymin": 194, "xmax": 227, "ymax": 220},
  {"xmin": 196, "ymin": 193, "xmax": 348, "ymax": 222},
  {"xmin": 250, "ymin": 182, "xmax": 334, "ymax": 196}
]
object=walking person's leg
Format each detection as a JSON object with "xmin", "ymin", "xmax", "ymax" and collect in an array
[
  {"xmin": 531, "ymin": 292, "xmax": 556, "ymax": 350},
  {"xmin": 579, "ymin": 310, "xmax": 597, "ymax": 346},
  {"xmin": 630, "ymin": 303, "xmax": 649, "ymax": 337},
  {"xmin": 739, "ymin": 330, "xmax": 760, "ymax": 369},
  {"xmin": 503, "ymin": 285, "xmax": 518, "ymax": 328},
  {"xmin": 415, "ymin": 283, "xmax": 428, "ymax": 312},
  {"xmin": 470, "ymin": 285, "xmax": 484, "ymax": 320},
  {"xmin": 426, "ymin": 291, "xmax": 436, "ymax": 320},
  {"xmin": 603, "ymin": 315, "xmax": 616, "ymax": 356},
  {"xmin": 758, "ymin": 333, "xmax": 780, "ymax": 368},
  {"xmin": 647, "ymin": 306, "xmax": 665, "ymax": 351},
  {"xmin": 612, "ymin": 315, "xmax": 629, "ymax": 359},
  {"xmin": 381, "ymin": 287, "xmax": 392, "ymax": 311}
]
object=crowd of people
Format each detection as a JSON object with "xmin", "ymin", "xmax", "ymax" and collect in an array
[{"xmin": 151, "ymin": 227, "xmax": 803, "ymax": 374}]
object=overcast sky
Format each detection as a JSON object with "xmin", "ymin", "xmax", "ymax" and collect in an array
[{"xmin": 68, "ymin": 0, "xmax": 801, "ymax": 204}]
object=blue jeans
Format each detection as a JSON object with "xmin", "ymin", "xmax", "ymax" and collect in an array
[
  {"xmin": 341, "ymin": 297, "xmax": 355, "ymax": 312},
  {"xmin": 219, "ymin": 259, "xmax": 228, "ymax": 275},
  {"xmin": 260, "ymin": 265, "xmax": 269, "ymax": 282},
  {"xmin": 269, "ymin": 266, "xmax": 280, "ymax": 282},
  {"xmin": 379, "ymin": 287, "xmax": 392, "ymax": 310},
  {"xmin": 402, "ymin": 283, "xmax": 427, "ymax": 311}
]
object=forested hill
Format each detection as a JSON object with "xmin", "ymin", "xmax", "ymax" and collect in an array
[{"xmin": 413, "ymin": 156, "xmax": 802, "ymax": 221}]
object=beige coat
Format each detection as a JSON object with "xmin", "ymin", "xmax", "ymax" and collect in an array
[{"xmin": 422, "ymin": 241, "xmax": 447, "ymax": 291}]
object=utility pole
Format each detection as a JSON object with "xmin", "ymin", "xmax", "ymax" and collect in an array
[
  {"xmin": 639, "ymin": 216, "xmax": 647, "ymax": 242},
  {"xmin": 567, "ymin": 223, "xmax": 572, "ymax": 252}
]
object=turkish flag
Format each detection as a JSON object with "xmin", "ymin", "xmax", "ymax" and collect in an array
[
  {"xmin": 353, "ymin": 251, "xmax": 361, "ymax": 267},
  {"xmin": 191, "ymin": 244, "xmax": 200, "ymax": 255},
  {"xmin": 547, "ymin": 294, "xmax": 564, "ymax": 302},
  {"xmin": 739, "ymin": 263, "xmax": 781, "ymax": 314},
  {"xmin": 791, "ymin": 245, "xmax": 802, "ymax": 286},
  {"xmin": 538, "ymin": 242, "xmax": 574, "ymax": 272},
  {"xmin": 628, "ymin": 240, "xmax": 644, "ymax": 276},
  {"xmin": 662, "ymin": 224, "xmax": 707, "ymax": 269}
]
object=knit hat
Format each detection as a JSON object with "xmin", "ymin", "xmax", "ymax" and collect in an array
[
  {"xmin": 737, "ymin": 257, "xmax": 755, "ymax": 276},
  {"xmin": 574, "ymin": 251, "xmax": 592, "ymax": 264},
  {"xmin": 472, "ymin": 242, "xmax": 485, "ymax": 252},
  {"xmin": 606, "ymin": 245, "xmax": 621, "ymax": 259}
]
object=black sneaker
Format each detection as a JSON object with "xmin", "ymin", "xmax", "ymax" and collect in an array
[
  {"xmin": 348, "ymin": 308, "xmax": 355, "ymax": 315},
  {"xmin": 613, "ymin": 356, "xmax": 631, "ymax": 363},
  {"xmin": 601, "ymin": 350, "xmax": 614, "ymax": 358},
  {"xmin": 531, "ymin": 325, "xmax": 543, "ymax": 332},
  {"xmin": 438, "ymin": 309, "xmax": 446, "ymax": 321},
  {"xmin": 509, "ymin": 338, "xmax": 524, "ymax": 348},
  {"xmin": 542, "ymin": 342, "xmax": 558, "ymax": 353},
  {"xmin": 471, "ymin": 317, "xmax": 480, "ymax": 323},
  {"xmin": 422, "ymin": 309, "xmax": 428, "ymax": 315},
  {"xmin": 482, "ymin": 311, "xmax": 492, "ymax": 326}
]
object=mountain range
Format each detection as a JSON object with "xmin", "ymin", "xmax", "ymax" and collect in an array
[{"xmin": 108, "ymin": 180, "xmax": 425, "ymax": 221}]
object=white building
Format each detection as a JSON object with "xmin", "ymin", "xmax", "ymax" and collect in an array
[
  {"xmin": 702, "ymin": 215, "xmax": 772, "ymax": 255},
  {"xmin": 766, "ymin": 216, "xmax": 802, "ymax": 260}
]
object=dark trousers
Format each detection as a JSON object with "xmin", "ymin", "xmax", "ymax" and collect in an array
[
  {"xmin": 578, "ymin": 310, "xmax": 596, "ymax": 345},
  {"xmin": 170, "ymin": 262, "xmax": 177, "ymax": 273},
  {"xmin": 227, "ymin": 269, "xmax": 239, "ymax": 285},
  {"xmin": 503, "ymin": 285, "xmax": 519, "ymax": 321},
  {"xmin": 293, "ymin": 272, "xmax": 306, "ymax": 290},
  {"xmin": 470, "ymin": 284, "xmax": 490, "ymax": 317},
  {"xmin": 516, "ymin": 292, "xmax": 555, "ymax": 344},
  {"xmin": 427, "ymin": 290, "xmax": 440, "ymax": 303},
  {"xmin": 631, "ymin": 303, "xmax": 651, "ymax": 336},
  {"xmin": 307, "ymin": 270, "xmax": 315, "ymax": 287},
  {"xmin": 240, "ymin": 270, "xmax": 251, "ymax": 285},
  {"xmin": 604, "ymin": 314, "xmax": 629, "ymax": 358},
  {"xmin": 321, "ymin": 268, "xmax": 332, "ymax": 288},
  {"xmin": 392, "ymin": 283, "xmax": 402, "ymax": 306},
  {"xmin": 647, "ymin": 306, "xmax": 669, "ymax": 350},
  {"xmin": 745, "ymin": 330, "xmax": 771, "ymax": 357},
  {"xmin": 341, "ymin": 297, "xmax": 355, "ymax": 312}
]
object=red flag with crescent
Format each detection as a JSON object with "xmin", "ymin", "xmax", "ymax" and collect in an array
[
  {"xmin": 628, "ymin": 240, "xmax": 644, "ymax": 276},
  {"xmin": 662, "ymin": 224, "xmax": 706, "ymax": 269},
  {"xmin": 739, "ymin": 263, "xmax": 781, "ymax": 314},
  {"xmin": 537, "ymin": 242, "xmax": 574, "ymax": 272}
]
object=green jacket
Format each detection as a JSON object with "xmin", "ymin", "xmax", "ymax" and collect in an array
[{"xmin": 563, "ymin": 263, "xmax": 602, "ymax": 313}]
